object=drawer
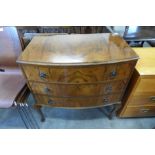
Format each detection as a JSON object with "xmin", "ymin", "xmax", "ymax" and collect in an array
[
  {"xmin": 121, "ymin": 105, "xmax": 155, "ymax": 117},
  {"xmin": 29, "ymin": 80, "xmax": 127, "ymax": 97},
  {"xmin": 22, "ymin": 65, "xmax": 50, "ymax": 82},
  {"xmin": 34, "ymin": 94, "xmax": 121, "ymax": 108},
  {"xmin": 22, "ymin": 61, "xmax": 135, "ymax": 83},
  {"xmin": 135, "ymin": 78, "xmax": 155, "ymax": 94},
  {"xmin": 129, "ymin": 93, "xmax": 155, "ymax": 106}
]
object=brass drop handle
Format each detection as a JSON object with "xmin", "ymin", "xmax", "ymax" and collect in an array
[
  {"xmin": 103, "ymin": 98, "xmax": 109, "ymax": 103},
  {"xmin": 141, "ymin": 109, "xmax": 150, "ymax": 113},
  {"xmin": 39, "ymin": 72, "xmax": 47, "ymax": 79},
  {"xmin": 110, "ymin": 70, "xmax": 117, "ymax": 77},
  {"xmin": 150, "ymin": 96, "xmax": 155, "ymax": 102},
  {"xmin": 48, "ymin": 99, "xmax": 53, "ymax": 104},
  {"xmin": 44, "ymin": 87, "xmax": 50, "ymax": 93},
  {"xmin": 105, "ymin": 85, "xmax": 112, "ymax": 93}
]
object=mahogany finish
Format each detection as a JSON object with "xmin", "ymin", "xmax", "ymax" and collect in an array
[
  {"xmin": 17, "ymin": 33, "xmax": 138, "ymax": 109},
  {"xmin": 119, "ymin": 48, "xmax": 155, "ymax": 117}
]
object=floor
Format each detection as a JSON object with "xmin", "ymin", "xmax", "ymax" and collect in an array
[{"xmin": 0, "ymin": 94, "xmax": 155, "ymax": 129}]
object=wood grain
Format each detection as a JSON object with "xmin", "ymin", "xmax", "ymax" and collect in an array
[
  {"xmin": 34, "ymin": 94, "xmax": 121, "ymax": 108},
  {"xmin": 17, "ymin": 33, "xmax": 139, "ymax": 66},
  {"xmin": 134, "ymin": 48, "xmax": 155, "ymax": 75},
  {"xmin": 120, "ymin": 105, "xmax": 155, "ymax": 117},
  {"xmin": 118, "ymin": 48, "xmax": 155, "ymax": 117},
  {"xmin": 134, "ymin": 77, "xmax": 155, "ymax": 93},
  {"xmin": 22, "ymin": 61, "xmax": 136, "ymax": 83},
  {"xmin": 128, "ymin": 92, "xmax": 155, "ymax": 106},
  {"xmin": 17, "ymin": 33, "xmax": 138, "ymax": 109},
  {"xmin": 29, "ymin": 80, "xmax": 127, "ymax": 97}
]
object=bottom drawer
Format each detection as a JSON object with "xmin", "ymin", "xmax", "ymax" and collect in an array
[
  {"xmin": 121, "ymin": 105, "xmax": 155, "ymax": 117},
  {"xmin": 34, "ymin": 94, "xmax": 121, "ymax": 108}
]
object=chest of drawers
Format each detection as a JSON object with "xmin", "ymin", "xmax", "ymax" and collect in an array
[
  {"xmin": 17, "ymin": 33, "xmax": 138, "ymax": 114},
  {"xmin": 118, "ymin": 48, "xmax": 155, "ymax": 117}
]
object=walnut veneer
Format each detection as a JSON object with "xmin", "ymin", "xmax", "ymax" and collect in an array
[{"xmin": 17, "ymin": 33, "xmax": 138, "ymax": 110}]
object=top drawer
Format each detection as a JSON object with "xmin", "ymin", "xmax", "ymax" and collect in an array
[
  {"xmin": 22, "ymin": 61, "xmax": 135, "ymax": 83},
  {"xmin": 135, "ymin": 78, "xmax": 155, "ymax": 94}
]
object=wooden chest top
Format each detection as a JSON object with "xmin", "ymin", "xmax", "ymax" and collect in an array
[
  {"xmin": 133, "ymin": 48, "xmax": 155, "ymax": 76},
  {"xmin": 17, "ymin": 33, "xmax": 138, "ymax": 66}
]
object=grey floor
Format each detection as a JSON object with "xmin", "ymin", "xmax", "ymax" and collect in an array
[{"xmin": 0, "ymin": 94, "xmax": 155, "ymax": 129}]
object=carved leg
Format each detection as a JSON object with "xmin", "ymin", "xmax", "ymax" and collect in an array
[
  {"xmin": 107, "ymin": 104, "xmax": 122, "ymax": 118},
  {"xmin": 141, "ymin": 41, "xmax": 144, "ymax": 47},
  {"xmin": 107, "ymin": 105, "xmax": 115, "ymax": 119},
  {"xmin": 98, "ymin": 104, "xmax": 121, "ymax": 120},
  {"xmin": 98, "ymin": 107, "xmax": 112, "ymax": 120},
  {"xmin": 34, "ymin": 105, "xmax": 45, "ymax": 122}
]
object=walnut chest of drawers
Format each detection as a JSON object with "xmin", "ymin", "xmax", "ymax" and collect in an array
[
  {"xmin": 119, "ymin": 48, "xmax": 155, "ymax": 117},
  {"xmin": 17, "ymin": 33, "xmax": 138, "ymax": 110}
]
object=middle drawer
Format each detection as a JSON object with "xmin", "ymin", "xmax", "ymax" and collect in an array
[
  {"xmin": 128, "ymin": 92, "xmax": 155, "ymax": 106},
  {"xmin": 29, "ymin": 80, "xmax": 127, "ymax": 97}
]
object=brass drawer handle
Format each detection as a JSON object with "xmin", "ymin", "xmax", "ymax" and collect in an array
[
  {"xmin": 141, "ymin": 109, "xmax": 150, "ymax": 113},
  {"xmin": 44, "ymin": 87, "xmax": 50, "ymax": 93},
  {"xmin": 110, "ymin": 70, "xmax": 117, "ymax": 77},
  {"xmin": 103, "ymin": 98, "xmax": 109, "ymax": 103},
  {"xmin": 39, "ymin": 72, "xmax": 47, "ymax": 79},
  {"xmin": 105, "ymin": 85, "xmax": 112, "ymax": 93},
  {"xmin": 48, "ymin": 99, "xmax": 53, "ymax": 104},
  {"xmin": 150, "ymin": 96, "xmax": 155, "ymax": 102}
]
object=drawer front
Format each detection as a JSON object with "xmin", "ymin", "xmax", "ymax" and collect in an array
[
  {"xmin": 22, "ymin": 65, "xmax": 50, "ymax": 82},
  {"xmin": 34, "ymin": 94, "xmax": 121, "ymax": 108},
  {"xmin": 121, "ymin": 105, "xmax": 155, "ymax": 117},
  {"xmin": 135, "ymin": 78, "xmax": 155, "ymax": 94},
  {"xmin": 129, "ymin": 93, "xmax": 155, "ymax": 106},
  {"xmin": 29, "ymin": 80, "xmax": 127, "ymax": 97},
  {"xmin": 22, "ymin": 61, "xmax": 135, "ymax": 83}
]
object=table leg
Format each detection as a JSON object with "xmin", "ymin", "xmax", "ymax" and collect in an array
[
  {"xmin": 98, "ymin": 104, "xmax": 121, "ymax": 120},
  {"xmin": 98, "ymin": 107, "xmax": 112, "ymax": 120},
  {"xmin": 34, "ymin": 105, "xmax": 45, "ymax": 122}
]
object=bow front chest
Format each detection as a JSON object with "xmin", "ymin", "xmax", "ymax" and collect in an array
[{"xmin": 17, "ymin": 33, "xmax": 139, "ymax": 112}]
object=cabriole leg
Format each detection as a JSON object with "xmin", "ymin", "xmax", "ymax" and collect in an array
[{"xmin": 34, "ymin": 105, "xmax": 45, "ymax": 122}]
